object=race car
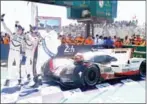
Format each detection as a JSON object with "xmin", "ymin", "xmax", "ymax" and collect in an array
[{"xmin": 42, "ymin": 49, "xmax": 146, "ymax": 88}]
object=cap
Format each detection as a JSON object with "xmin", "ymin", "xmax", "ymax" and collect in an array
[{"xmin": 17, "ymin": 25, "xmax": 24, "ymax": 31}]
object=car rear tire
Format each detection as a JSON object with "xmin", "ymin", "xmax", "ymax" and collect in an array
[
  {"xmin": 83, "ymin": 65, "xmax": 101, "ymax": 86},
  {"xmin": 139, "ymin": 60, "xmax": 146, "ymax": 77},
  {"xmin": 42, "ymin": 60, "xmax": 53, "ymax": 77}
]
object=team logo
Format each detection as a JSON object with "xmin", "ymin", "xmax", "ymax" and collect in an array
[{"xmin": 99, "ymin": 0, "xmax": 104, "ymax": 8}]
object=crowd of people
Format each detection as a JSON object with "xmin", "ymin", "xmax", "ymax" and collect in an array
[
  {"xmin": 58, "ymin": 20, "xmax": 146, "ymax": 47},
  {"xmin": 58, "ymin": 34, "xmax": 146, "ymax": 47},
  {"xmin": 58, "ymin": 21, "xmax": 145, "ymax": 47},
  {"xmin": 1, "ymin": 32, "xmax": 146, "ymax": 48},
  {"xmin": 1, "ymin": 20, "xmax": 146, "ymax": 47},
  {"xmin": 0, "ymin": 32, "xmax": 10, "ymax": 44},
  {"xmin": 61, "ymin": 20, "xmax": 145, "ymax": 38}
]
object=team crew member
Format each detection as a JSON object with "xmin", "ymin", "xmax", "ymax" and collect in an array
[
  {"xmin": 114, "ymin": 37, "xmax": 123, "ymax": 48},
  {"xmin": 84, "ymin": 36, "xmax": 94, "ymax": 45},
  {"xmin": 1, "ymin": 14, "xmax": 25, "ymax": 86},
  {"xmin": 3, "ymin": 33, "xmax": 10, "ymax": 44},
  {"xmin": 77, "ymin": 35, "xmax": 85, "ymax": 45}
]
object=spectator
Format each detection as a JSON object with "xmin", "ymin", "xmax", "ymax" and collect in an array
[
  {"xmin": 130, "ymin": 34, "xmax": 136, "ymax": 45},
  {"xmin": 103, "ymin": 37, "xmax": 107, "ymax": 48},
  {"xmin": 140, "ymin": 39, "xmax": 146, "ymax": 46},
  {"xmin": 97, "ymin": 36, "xmax": 104, "ymax": 47},
  {"xmin": 114, "ymin": 37, "xmax": 123, "ymax": 48},
  {"xmin": 94, "ymin": 34, "xmax": 99, "ymax": 45},
  {"xmin": 105, "ymin": 36, "xmax": 114, "ymax": 48},
  {"xmin": 123, "ymin": 35, "xmax": 130, "ymax": 45},
  {"xmin": 134, "ymin": 35, "xmax": 142, "ymax": 45},
  {"xmin": 113, "ymin": 36, "xmax": 117, "ymax": 42}
]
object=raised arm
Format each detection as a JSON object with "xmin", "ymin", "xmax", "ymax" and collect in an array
[
  {"xmin": 1, "ymin": 14, "xmax": 13, "ymax": 37},
  {"xmin": 14, "ymin": 21, "xmax": 20, "ymax": 33}
]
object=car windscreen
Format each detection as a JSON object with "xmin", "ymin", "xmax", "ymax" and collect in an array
[
  {"xmin": 93, "ymin": 55, "xmax": 107, "ymax": 63},
  {"xmin": 93, "ymin": 55, "xmax": 117, "ymax": 63},
  {"xmin": 106, "ymin": 55, "xmax": 118, "ymax": 61}
]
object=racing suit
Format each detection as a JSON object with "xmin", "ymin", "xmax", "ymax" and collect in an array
[
  {"xmin": 24, "ymin": 32, "xmax": 39, "ymax": 81},
  {"xmin": 1, "ymin": 21, "xmax": 24, "ymax": 86},
  {"xmin": 32, "ymin": 30, "xmax": 61, "ymax": 87}
]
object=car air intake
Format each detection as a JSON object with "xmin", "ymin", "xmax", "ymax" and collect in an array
[{"xmin": 111, "ymin": 65, "xmax": 119, "ymax": 67}]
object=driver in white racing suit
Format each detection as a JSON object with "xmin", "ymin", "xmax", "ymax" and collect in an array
[
  {"xmin": 24, "ymin": 25, "xmax": 40, "ymax": 83},
  {"xmin": 30, "ymin": 27, "xmax": 61, "ymax": 88},
  {"xmin": 1, "ymin": 14, "xmax": 25, "ymax": 86}
]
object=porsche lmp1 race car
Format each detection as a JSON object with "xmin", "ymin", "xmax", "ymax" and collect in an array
[{"xmin": 42, "ymin": 49, "xmax": 146, "ymax": 88}]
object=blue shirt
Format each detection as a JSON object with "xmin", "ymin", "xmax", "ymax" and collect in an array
[{"xmin": 106, "ymin": 38, "xmax": 114, "ymax": 47}]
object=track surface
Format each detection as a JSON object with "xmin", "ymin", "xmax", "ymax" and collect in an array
[{"xmin": 1, "ymin": 67, "xmax": 146, "ymax": 103}]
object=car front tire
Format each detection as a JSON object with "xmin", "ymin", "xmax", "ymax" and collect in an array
[
  {"xmin": 83, "ymin": 65, "xmax": 101, "ymax": 86},
  {"xmin": 139, "ymin": 60, "xmax": 146, "ymax": 77}
]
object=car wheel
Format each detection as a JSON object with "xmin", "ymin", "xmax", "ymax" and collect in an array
[
  {"xmin": 42, "ymin": 60, "xmax": 50, "ymax": 77},
  {"xmin": 83, "ymin": 65, "xmax": 101, "ymax": 86},
  {"xmin": 139, "ymin": 60, "xmax": 146, "ymax": 77}
]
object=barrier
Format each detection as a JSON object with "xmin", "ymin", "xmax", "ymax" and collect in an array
[
  {"xmin": 123, "ymin": 45, "xmax": 146, "ymax": 58},
  {"xmin": 0, "ymin": 44, "xmax": 9, "ymax": 61},
  {"xmin": 56, "ymin": 45, "xmax": 104, "ymax": 57},
  {"xmin": 0, "ymin": 44, "xmax": 103, "ymax": 61},
  {"xmin": 123, "ymin": 45, "xmax": 146, "ymax": 52},
  {"xmin": 1, "ymin": 44, "xmax": 146, "ymax": 61}
]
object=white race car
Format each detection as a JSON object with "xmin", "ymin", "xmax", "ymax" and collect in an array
[{"xmin": 42, "ymin": 49, "xmax": 146, "ymax": 88}]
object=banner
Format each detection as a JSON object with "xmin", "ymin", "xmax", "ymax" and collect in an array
[
  {"xmin": 0, "ymin": 44, "xmax": 9, "ymax": 61},
  {"xmin": 0, "ymin": 44, "xmax": 103, "ymax": 61},
  {"xmin": 36, "ymin": 16, "xmax": 61, "ymax": 32},
  {"xmin": 56, "ymin": 45, "xmax": 103, "ymax": 57},
  {"xmin": 0, "ymin": 44, "xmax": 146, "ymax": 62}
]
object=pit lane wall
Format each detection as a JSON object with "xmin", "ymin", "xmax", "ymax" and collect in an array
[{"xmin": 0, "ymin": 44, "xmax": 146, "ymax": 61}]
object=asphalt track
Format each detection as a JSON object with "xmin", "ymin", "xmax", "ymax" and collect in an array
[{"xmin": 1, "ymin": 67, "xmax": 146, "ymax": 103}]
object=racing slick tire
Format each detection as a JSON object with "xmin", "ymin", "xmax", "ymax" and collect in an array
[
  {"xmin": 139, "ymin": 60, "xmax": 146, "ymax": 77},
  {"xmin": 42, "ymin": 60, "xmax": 50, "ymax": 77},
  {"xmin": 83, "ymin": 65, "xmax": 101, "ymax": 87}
]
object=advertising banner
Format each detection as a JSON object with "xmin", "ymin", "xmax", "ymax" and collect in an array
[
  {"xmin": 36, "ymin": 16, "xmax": 61, "ymax": 32},
  {"xmin": 0, "ymin": 44, "xmax": 145, "ymax": 62}
]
